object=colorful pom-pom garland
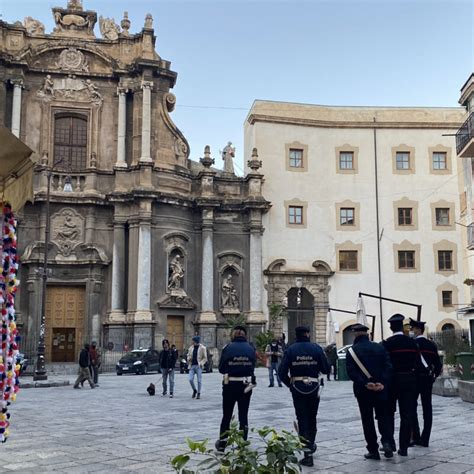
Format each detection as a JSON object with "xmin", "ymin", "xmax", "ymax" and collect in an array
[{"xmin": 0, "ymin": 202, "xmax": 20, "ymax": 442}]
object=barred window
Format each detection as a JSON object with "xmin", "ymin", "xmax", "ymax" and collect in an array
[{"xmin": 54, "ymin": 114, "xmax": 88, "ymax": 171}]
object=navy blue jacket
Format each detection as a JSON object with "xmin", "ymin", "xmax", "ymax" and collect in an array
[
  {"xmin": 415, "ymin": 336, "xmax": 442, "ymax": 378},
  {"xmin": 382, "ymin": 334, "xmax": 418, "ymax": 374},
  {"xmin": 219, "ymin": 336, "xmax": 256, "ymax": 377},
  {"xmin": 346, "ymin": 335, "xmax": 392, "ymax": 397},
  {"xmin": 278, "ymin": 336, "xmax": 329, "ymax": 392}
]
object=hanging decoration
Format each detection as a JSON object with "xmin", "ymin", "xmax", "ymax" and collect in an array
[{"xmin": 0, "ymin": 202, "xmax": 21, "ymax": 443}]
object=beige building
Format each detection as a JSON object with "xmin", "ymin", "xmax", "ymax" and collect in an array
[{"xmin": 245, "ymin": 100, "xmax": 470, "ymax": 346}]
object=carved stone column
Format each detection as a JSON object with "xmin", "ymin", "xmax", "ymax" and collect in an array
[
  {"xmin": 200, "ymin": 208, "xmax": 216, "ymax": 322},
  {"xmin": 135, "ymin": 200, "xmax": 152, "ymax": 321},
  {"xmin": 109, "ymin": 221, "xmax": 126, "ymax": 322},
  {"xmin": 140, "ymin": 81, "xmax": 153, "ymax": 163},
  {"xmin": 247, "ymin": 212, "xmax": 265, "ymax": 323},
  {"xmin": 115, "ymin": 87, "xmax": 127, "ymax": 168},
  {"xmin": 11, "ymin": 79, "xmax": 23, "ymax": 138}
]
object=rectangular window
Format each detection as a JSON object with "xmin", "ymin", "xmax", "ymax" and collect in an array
[
  {"xmin": 289, "ymin": 148, "xmax": 303, "ymax": 168},
  {"xmin": 339, "ymin": 151, "xmax": 354, "ymax": 170},
  {"xmin": 288, "ymin": 206, "xmax": 303, "ymax": 225},
  {"xmin": 340, "ymin": 207, "xmax": 355, "ymax": 226},
  {"xmin": 435, "ymin": 208, "xmax": 450, "ymax": 226},
  {"xmin": 396, "ymin": 152, "xmax": 410, "ymax": 170},
  {"xmin": 433, "ymin": 152, "xmax": 447, "ymax": 170},
  {"xmin": 438, "ymin": 250, "xmax": 453, "ymax": 270},
  {"xmin": 442, "ymin": 290, "xmax": 453, "ymax": 307},
  {"xmin": 398, "ymin": 250, "xmax": 415, "ymax": 269},
  {"xmin": 339, "ymin": 250, "xmax": 358, "ymax": 270},
  {"xmin": 398, "ymin": 208, "xmax": 413, "ymax": 226}
]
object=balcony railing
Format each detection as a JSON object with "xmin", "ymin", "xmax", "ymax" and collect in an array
[{"xmin": 456, "ymin": 112, "xmax": 474, "ymax": 155}]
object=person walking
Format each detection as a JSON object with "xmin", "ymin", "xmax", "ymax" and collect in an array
[
  {"xmin": 73, "ymin": 343, "xmax": 95, "ymax": 389},
  {"xmin": 215, "ymin": 325, "xmax": 256, "ymax": 453},
  {"xmin": 382, "ymin": 314, "xmax": 418, "ymax": 456},
  {"xmin": 187, "ymin": 335, "xmax": 207, "ymax": 399},
  {"xmin": 159, "ymin": 339, "xmax": 178, "ymax": 398},
  {"xmin": 409, "ymin": 318, "xmax": 442, "ymax": 447},
  {"xmin": 265, "ymin": 338, "xmax": 283, "ymax": 387},
  {"xmin": 346, "ymin": 323, "xmax": 393, "ymax": 460},
  {"xmin": 278, "ymin": 326, "xmax": 330, "ymax": 467},
  {"xmin": 324, "ymin": 342, "xmax": 338, "ymax": 381},
  {"xmin": 89, "ymin": 341, "xmax": 100, "ymax": 386}
]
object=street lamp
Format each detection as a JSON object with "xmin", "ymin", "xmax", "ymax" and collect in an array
[{"xmin": 33, "ymin": 161, "xmax": 72, "ymax": 381}]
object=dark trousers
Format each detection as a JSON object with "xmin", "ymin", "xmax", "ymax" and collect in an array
[
  {"xmin": 91, "ymin": 365, "xmax": 99, "ymax": 384},
  {"xmin": 356, "ymin": 392, "xmax": 390, "ymax": 453},
  {"xmin": 412, "ymin": 375, "xmax": 434, "ymax": 445},
  {"xmin": 327, "ymin": 362, "xmax": 337, "ymax": 381},
  {"xmin": 219, "ymin": 383, "xmax": 252, "ymax": 440},
  {"xmin": 291, "ymin": 389, "xmax": 320, "ymax": 450},
  {"xmin": 387, "ymin": 374, "xmax": 417, "ymax": 452}
]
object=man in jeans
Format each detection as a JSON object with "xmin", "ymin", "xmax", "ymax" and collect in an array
[
  {"xmin": 73, "ymin": 343, "xmax": 95, "ymax": 389},
  {"xmin": 187, "ymin": 336, "xmax": 207, "ymax": 399},
  {"xmin": 265, "ymin": 338, "xmax": 283, "ymax": 387},
  {"xmin": 159, "ymin": 339, "xmax": 178, "ymax": 398}
]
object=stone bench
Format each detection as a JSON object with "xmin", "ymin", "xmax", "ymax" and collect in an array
[
  {"xmin": 459, "ymin": 380, "xmax": 474, "ymax": 403},
  {"xmin": 433, "ymin": 375, "xmax": 458, "ymax": 397}
]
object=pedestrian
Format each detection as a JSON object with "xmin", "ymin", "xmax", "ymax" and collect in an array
[
  {"xmin": 346, "ymin": 323, "xmax": 393, "ymax": 460},
  {"xmin": 159, "ymin": 339, "xmax": 178, "ymax": 398},
  {"xmin": 409, "ymin": 318, "xmax": 442, "ymax": 447},
  {"xmin": 265, "ymin": 338, "xmax": 283, "ymax": 387},
  {"xmin": 73, "ymin": 343, "xmax": 95, "ymax": 389},
  {"xmin": 382, "ymin": 314, "xmax": 418, "ymax": 456},
  {"xmin": 187, "ymin": 335, "xmax": 207, "ymax": 399},
  {"xmin": 278, "ymin": 333, "xmax": 287, "ymax": 351},
  {"xmin": 324, "ymin": 342, "xmax": 338, "ymax": 381},
  {"xmin": 215, "ymin": 325, "xmax": 256, "ymax": 453},
  {"xmin": 278, "ymin": 326, "xmax": 330, "ymax": 467},
  {"xmin": 89, "ymin": 341, "xmax": 100, "ymax": 386}
]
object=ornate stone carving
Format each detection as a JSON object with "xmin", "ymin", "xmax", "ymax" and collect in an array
[
  {"xmin": 23, "ymin": 17, "xmax": 45, "ymax": 36},
  {"xmin": 53, "ymin": 5, "xmax": 96, "ymax": 36},
  {"xmin": 120, "ymin": 12, "xmax": 131, "ymax": 35},
  {"xmin": 99, "ymin": 16, "xmax": 120, "ymax": 40},
  {"xmin": 221, "ymin": 141, "xmax": 236, "ymax": 174},
  {"xmin": 165, "ymin": 93, "xmax": 176, "ymax": 112},
  {"xmin": 38, "ymin": 75, "xmax": 54, "ymax": 97},
  {"xmin": 55, "ymin": 48, "xmax": 89, "ymax": 72},
  {"xmin": 68, "ymin": 0, "xmax": 83, "ymax": 10},
  {"xmin": 168, "ymin": 254, "xmax": 185, "ymax": 291},
  {"xmin": 200, "ymin": 145, "xmax": 214, "ymax": 168},
  {"xmin": 174, "ymin": 137, "xmax": 188, "ymax": 160},
  {"xmin": 37, "ymin": 76, "xmax": 103, "ymax": 105},
  {"xmin": 144, "ymin": 13, "xmax": 153, "ymax": 29},
  {"xmin": 51, "ymin": 208, "xmax": 84, "ymax": 257},
  {"xmin": 221, "ymin": 274, "xmax": 239, "ymax": 311},
  {"xmin": 157, "ymin": 293, "xmax": 196, "ymax": 310},
  {"xmin": 247, "ymin": 147, "xmax": 262, "ymax": 172}
]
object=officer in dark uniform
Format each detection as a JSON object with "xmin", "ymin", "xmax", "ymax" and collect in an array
[
  {"xmin": 409, "ymin": 318, "xmax": 442, "ymax": 447},
  {"xmin": 382, "ymin": 313, "xmax": 419, "ymax": 456},
  {"xmin": 278, "ymin": 326, "xmax": 329, "ymax": 467},
  {"xmin": 215, "ymin": 325, "xmax": 256, "ymax": 452},
  {"xmin": 346, "ymin": 323, "xmax": 393, "ymax": 460}
]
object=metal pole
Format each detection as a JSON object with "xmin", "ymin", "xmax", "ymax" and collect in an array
[{"xmin": 33, "ymin": 170, "xmax": 51, "ymax": 381}]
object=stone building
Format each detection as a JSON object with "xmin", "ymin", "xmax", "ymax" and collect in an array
[
  {"xmin": 0, "ymin": 1, "xmax": 269, "ymax": 363},
  {"xmin": 245, "ymin": 100, "xmax": 469, "ymax": 346}
]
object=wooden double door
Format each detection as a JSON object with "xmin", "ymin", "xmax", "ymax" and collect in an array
[
  {"xmin": 167, "ymin": 316, "xmax": 185, "ymax": 353},
  {"xmin": 45, "ymin": 286, "xmax": 85, "ymax": 362}
]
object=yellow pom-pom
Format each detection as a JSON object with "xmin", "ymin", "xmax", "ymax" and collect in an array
[{"xmin": 10, "ymin": 394, "xmax": 16, "ymax": 402}]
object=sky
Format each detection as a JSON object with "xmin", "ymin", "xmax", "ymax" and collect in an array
[{"xmin": 1, "ymin": 0, "xmax": 473, "ymax": 174}]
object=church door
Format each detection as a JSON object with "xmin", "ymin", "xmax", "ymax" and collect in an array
[{"xmin": 167, "ymin": 316, "xmax": 185, "ymax": 353}]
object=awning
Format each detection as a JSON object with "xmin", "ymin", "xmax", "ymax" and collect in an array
[{"xmin": 0, "ymin": 126, "xmax": 34, "ymax": 210}]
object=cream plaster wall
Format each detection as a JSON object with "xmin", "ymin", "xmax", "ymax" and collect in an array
[{"xmin": 246, "ymin": 103, "xmax": 469, "ymax": 341}]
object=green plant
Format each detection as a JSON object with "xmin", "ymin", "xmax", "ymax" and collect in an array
[
  {"xmin": 463, "ymin": 278, "xmax": 474, "ymax": 286},
  {"xmin": 269, "ymin": 303, "xmax": 286, "ymax": 323},
  {"xmin": 224, "ymin": 314, "xmax": 246, "ymax": 330},
  {"xmin": 254, "ymin": 330, "xmax": 274, "ymax": 354},
  {"xmin": 171, "ymin": 422, "xmax": 303, "ymax": 474}
]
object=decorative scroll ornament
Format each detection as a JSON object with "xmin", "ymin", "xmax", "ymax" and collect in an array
[{"xmin": 55, "ymin": 48, "xmax": 89, "ymax": 72}]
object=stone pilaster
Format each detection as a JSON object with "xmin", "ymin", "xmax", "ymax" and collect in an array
[
  {"xmin": 140, "ymin": 81, "xmax": 153, "ymax": 163},
  {"xmin": 200, "ymin": 208, "xmax": 216, "ymax": 322},
  {"xmin": 10, "ymin": 79, "xmax": 23, "ymax": 138},
  {"xmin": 135, "ymin": 200, "xmax": 152, "ymax": 321},
  {"xmin": 108, "ymin": 220, "xmax": 126, "ymax": 322},
  {"xmin": 115, "ymin": 87, "xmax": 127, "ymax": 168}
]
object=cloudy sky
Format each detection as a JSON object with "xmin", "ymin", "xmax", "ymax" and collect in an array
[{"xmin": 2, "ymin": 0, "xmax": 473, "ymax": 172}]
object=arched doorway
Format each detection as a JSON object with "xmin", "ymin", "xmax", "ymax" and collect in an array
[{"xmin": 286, "ymin": 287, "xmax": 314, "ymax": 345}]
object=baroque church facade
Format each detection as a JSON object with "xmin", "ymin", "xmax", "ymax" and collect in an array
[{"xmin": 1, "ymin": 1, "xmax": 269, "ymax": 362}]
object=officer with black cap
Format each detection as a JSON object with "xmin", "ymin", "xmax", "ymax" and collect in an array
[
  {"xmin": 409, "ymin": 318, "xmax": 442, "ymax": 447},
  {"xmin": 382, "ymin": 313, "xmax": 419, "ymax": 456},
  {"xmin": 215, "ymin": 325, "xmax": 256, "ymax": 453},
  {"xmin": 346, "ymin": 323, "xmax": 393, "ymax": 460},
  {"xmin": 278, "ymin": 326, "xmax": 329, "ymax": 467}
]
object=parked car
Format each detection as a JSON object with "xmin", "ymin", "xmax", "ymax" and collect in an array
[
  {"xmin": 16, "ymin": 353, "xmax": 28, "ymax": 375},
  {"xmin": 179, "ymin": 349, "xmax": 214, "ymax": 374},
  {"xmin": 336, "ymin": 345, "xmax": 352, "ymax": 360},
  {"xmin": 116, "ymin": 349, "xmax": 160, "ymax": 375}
]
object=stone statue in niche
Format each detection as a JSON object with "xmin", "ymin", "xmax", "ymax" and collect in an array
[
  {"xmin": 168, "ymin": 254, "xmax": 185, "ymax": 290},
  {"xmin": 99, "ymin": 16, "xmax": 120, "ymax": 40},
  {"xmin": 221, "ymin": 274, "xmax": 239, "ymax": 309},
  {"xmin": 221, "ymin": 141, "xmax": 236, "ymax": 174},
  {"xmin": 24, "ymin": 17, "xmax": 45, "ymax": 35}
]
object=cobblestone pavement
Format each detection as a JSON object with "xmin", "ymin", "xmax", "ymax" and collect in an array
[{"xmin": 1, "ymin": 368, "xmax": 473, "ymax": 473}]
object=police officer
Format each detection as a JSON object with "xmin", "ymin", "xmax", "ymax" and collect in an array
[
  {"xmin": 215, "ymin": 325, "xmax": 256, "ymax": 452},
  {"xmin": 346, "ymin": 323, "xmax": 393, "ymax": 460},
  {"xmin": 409, "ymin": 318, "xmax": 442, "ymax": 447},
  {"xmin": 382, "ymin": 314, "xmax": 419, "ymax": 456},
  {"xmin": 278, "ymin": 326, "xmax": 329, "ymax": 467}
]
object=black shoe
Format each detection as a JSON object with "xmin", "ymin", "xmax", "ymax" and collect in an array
[
  {"xmin": 278, "ymin": 384, "xmax": 283, "ymax": 388},
  {"xmin": 382, "ymin": 442, "xmax": 393, "ymax": 458},
  {"xmin": 415, "ymin": 441, "xmax": 429, "ymax": 447},
  {"xmin": 73, "ymin": 385, "xmax": 81, "ymax": 389},
  {"xmin": 364, "ymin": 452, "xmax": 381, "ymax": 460},
  {"xmin": 192, "ymin": 390, "xmax": 197, "ymax": 399},
  {"xmin": 397, "ymin": 449, "xmax": 408, "ymax": 457},
  {"xmin": 162, "ymin": 392, "xmax": 167, "ymax": 396},
  {"xmin": 300, "ymin": 455, "xmax": 313, "ymax": 467},
  {"xmin": 196, "ymin": 393, "xmax": 201, "ymax": 399},
  {"xmin": 215, "ymin": 440, "xmax": 226, "ymax": 453},
  {"xmin": 268, "ymin": 384, "xmax": 274, "ymax": 388},
  {"xmin": 169, "ymin": 393, "xmax": 174, "ymax": 398},
  {"xmin": 311, "ymin": 443, "xmax": 317, "ymax": 454}
]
